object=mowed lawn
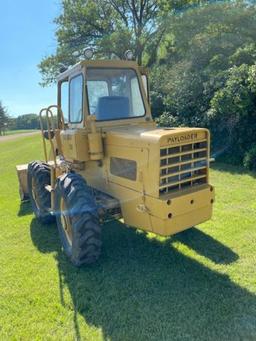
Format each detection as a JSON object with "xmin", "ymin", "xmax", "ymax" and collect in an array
[{"xmin": 0, "ymin": 134, "xmax": 256, "ymax": 341}]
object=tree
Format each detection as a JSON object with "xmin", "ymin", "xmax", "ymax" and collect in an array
[
  {"xmin": 15, "ymin": 114, "xmax": 39, "ymax": 130},
  {"xmin": 150, "ymin": 1, "xmax": 256, "ymax": 165},
  {"xmin": 39, "ymin": 0, "xmax": 202, "ymax": 86},
  {"xmin": 208, "ymin": 64, "xmax": 256, "ymax": 165},
  {"xmin": 0, "ymin": 102, "xmax": 8, "ymax": 136},
  {"xmin": 152, "ymin": 1, "xmax": 256, "ymax": 119}
]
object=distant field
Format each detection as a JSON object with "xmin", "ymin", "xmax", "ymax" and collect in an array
[
  {"xmin": 0, "ymin": 134, "xmax": 256, "ymax": 340},
  {"xmin": 1, "ymin": 129, "xmax": 38, "ymax": 136}
]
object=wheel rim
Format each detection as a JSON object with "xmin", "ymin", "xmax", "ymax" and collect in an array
[
  {"xmin": 60, "ymin": 197, "xmax": 73, "ymax": 246},
  {"xmin": 32, "ymin": 178, "xmax": 40, "ymax": 209}
]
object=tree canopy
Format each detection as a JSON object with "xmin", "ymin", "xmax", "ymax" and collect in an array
[
  {"xmin": 38, "ymin": 0, "xmax": 256, "ymax": 170},
  {"xmin": 39, "ymin": 0, "xmax": 205, "ymax": 86},
  {"xmin": 151, "ymin": 1, "xmax": 256, "ymax": 169}
]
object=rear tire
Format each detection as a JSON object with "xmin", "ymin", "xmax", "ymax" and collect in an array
[
  {"xmin": 27, "ymin": 161, "xmax": 55, "ymax": 224},
  {"xmin": 55, "ymin": 173, "xmax": 102, "ymax": 266}
]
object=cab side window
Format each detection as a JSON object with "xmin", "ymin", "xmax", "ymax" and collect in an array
[
  {"xmin": 141, "ymin": 75, "xmax": 148, "ymax": 98},
  {"xmin": 131, "ymin": 77, "xmax": 145, "ymax": 117},
  {"xmin": 60, "ymin": 81, "xmax": 69, "ymax": 123},
  {"xmin": 69, "ymin": 74, "xmax": 83, "ymax": 123}
]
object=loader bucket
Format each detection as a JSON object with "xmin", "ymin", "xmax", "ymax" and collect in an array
[{"xmin": 16, "ymin": 164, "xmax": 29, "ymax": 201}]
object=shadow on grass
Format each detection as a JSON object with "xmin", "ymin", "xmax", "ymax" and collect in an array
[
  {"xmin": 17, "ymin": 201, "xmax": 33, "ymax": 216},
  {"xmin": 30, "ymin": 219, "xmax": 256, "ymax": 341},
  {"xmin": 173, "ymin": 227, "xmax": 238, "ymax": 264},
  {"xmin": 212, "ymin": 162, "xmax": 256, "ymax": 178}
]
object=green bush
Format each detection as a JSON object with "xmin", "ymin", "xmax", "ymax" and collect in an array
[
  {"xmin": 243, "ymin": 145, "xmax": 256, "ymax": 171},
  {"xmin": 208, "ymin": 64, "xmax": 256, "ymax": 164},
  {"xmin": 155, "ymin": 112, "xmax": 180, "ymax": 127},
  {"xmin": 150, "ymin": 2, "xmax": 256, "ymax": 168}
]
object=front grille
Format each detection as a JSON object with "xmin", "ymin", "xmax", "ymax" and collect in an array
[{"xmin": 159, "ymin": 139, "xmax": 208, "ymax": 195}]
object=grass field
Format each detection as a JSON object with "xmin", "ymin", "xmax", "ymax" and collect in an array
[{"xmin": 0, "ymin": 134, "xmax": 256, "ymax": 340}]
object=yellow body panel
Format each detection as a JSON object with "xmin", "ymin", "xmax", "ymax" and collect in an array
[
  {"xmin": 60, "ymin": 129, "xmax": 89, "ymax": 162},
  {"xmin": 75, "ymin": 124, "xmax": 214, "ymax": 236}
]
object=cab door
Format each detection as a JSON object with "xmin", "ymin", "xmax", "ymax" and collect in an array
[
  {"xmin": 58, "ymin": 73, "xmax": 89, "ymax": 161},
  {"xmin": 58, "ymin": 73, "xmax": 84, "ymax": 129}
]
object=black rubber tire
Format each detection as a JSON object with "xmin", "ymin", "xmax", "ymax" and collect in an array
[
  {"xmin": 27, "ymin": 161, "xmax": 55, "ymax": 224},
  {"xmin": 55, "ymin": 172, "xmax": 102, "ymax": 266}
]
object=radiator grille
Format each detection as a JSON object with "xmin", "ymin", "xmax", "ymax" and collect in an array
[{"xmin": 159, "ymin": 139, "xmax": 208, "ymax": 195}]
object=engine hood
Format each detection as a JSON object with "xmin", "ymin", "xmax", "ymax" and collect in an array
[{"xmin": 104, "ymin": 124, "xmax": 208, "ymax": 148}]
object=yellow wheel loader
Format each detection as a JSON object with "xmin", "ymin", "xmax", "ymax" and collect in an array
[{"xmin": 16, "ymin": 52, "xmax": 215, "ymax": 266}]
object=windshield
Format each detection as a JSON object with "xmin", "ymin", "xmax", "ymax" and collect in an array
[{"xmin": 87, "ymin": 68, "xmax": 145, "ymax": 121}]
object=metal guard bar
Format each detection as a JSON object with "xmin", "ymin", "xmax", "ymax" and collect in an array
[
  {"xmin": 39, "ymin": 108, "xmax": 48, "ymax": 163},
  {"xmin": 46, "ymin": 107, "xmax": 57, "ymax": 167},
  {"xmin": 39, "ymin": 105, "xmax": 65, "ymax": 167}
]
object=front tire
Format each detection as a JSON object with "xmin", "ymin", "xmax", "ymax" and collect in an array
[
  {"xmin": 27, "ymin": 161, "xmax": 54, "ymax": 224},
  {"xmin": 55, "ymin": 173, "xmax": 102, "ymax": 266}
]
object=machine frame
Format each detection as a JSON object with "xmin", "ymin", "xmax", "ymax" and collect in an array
[{"xmin": 16, "ymin": 58, "xmax": 215, "ymax": 265}]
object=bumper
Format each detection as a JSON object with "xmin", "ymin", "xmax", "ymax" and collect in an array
[{"xmin": 145, "ymin": 184, "xmax": 215, "ymax": 236}]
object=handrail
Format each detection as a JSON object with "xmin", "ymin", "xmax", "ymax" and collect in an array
[
  {"xmin": 47, "ymin": 104, "xmax": 65, "ymax": 130},
  {"xmin": 46, "ymin": 107, "xmax": 57, "ymax": 167},
  {"xmin": 39, "ymin": 108, "xmax": 48, "ymax": 162},
  {"xmin": 39, "ymin": 104, "xmax": 65, "ymax": 166}
]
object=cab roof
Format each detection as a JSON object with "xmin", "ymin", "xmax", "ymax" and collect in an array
[{"xmin": 57, "ymin": 59, "xmax": 140, "ymax": 82}]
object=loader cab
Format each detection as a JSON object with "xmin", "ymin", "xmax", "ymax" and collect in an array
[{"xmin": 57, "ymin": 60, "xmax": 151, "ymax": 129}]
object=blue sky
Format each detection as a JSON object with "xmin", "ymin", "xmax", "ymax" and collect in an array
[{"xmin": 0, "ymin": 1, "xmax": 60, "ymax": 117}]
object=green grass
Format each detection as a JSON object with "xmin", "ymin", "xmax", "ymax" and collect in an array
[
  {"xmin": 1, "ymin": 129, "xmax": 37, "ymax": 136},
  {"xmin": 0, "ymin": 134, "xmax": 256, "ymax": 340}
]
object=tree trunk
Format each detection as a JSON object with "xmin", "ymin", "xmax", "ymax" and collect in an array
[
  {"xmin": 137, "ymin": 48, "xmax": 142, "ymax": 65},
  {"xmin": 136, "ymin": 26, "xmax": 143, "ymax": 66}
]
